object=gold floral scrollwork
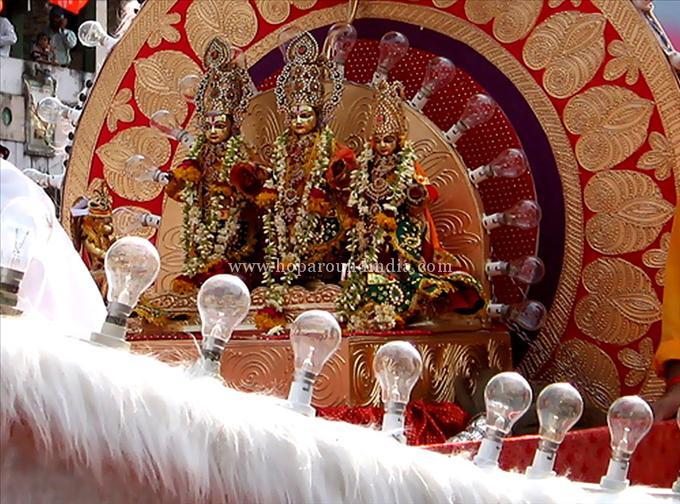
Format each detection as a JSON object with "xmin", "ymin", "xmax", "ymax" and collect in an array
[
  {"xmin": 642, "ymin": 232, "xmax": 670, "ymax": 286},
  {"xmin": 256, "ymin": 0, "xmax": 290, "ymax": 25},
  {"xmin": 575, "ymin": 258, "xmax": 661, "ymax": 345},
  {"xmin": 637, "ymin": 132, "xmax": 674, "ymax": 181},
  {"xmin": 523, "ymin": 12, "xmax": 605, "ymax": 99},
  {"xmin": 464, "ymin": 0, "xmax": 542, "ymax": 44},
  {"xmin": 350, "ymin": 342, "xmax": 381, "ymax": 406},
  {"xmin": 96, "ymin": 126, "xmax": 171, "ymax": 202},
  {"xmin": 617, "ymin": 337, "xmax": 653, "ymax": 387},
  {"xmin": 133, "ymin": 50, "xmax": 201, "ymax": 124},
  {"xmin": 429, "ymin": 208, "xmax": 479, "ymax": 273},
  {"xmin": 639, "ymin": 369, "xmax": 666, "ymax": 404},
  {"xmin": 584, "ymin": 170, "xmax": 674, "ymax": 254},
  {"xmin": 146, "ymin": 12, "xmax": 181, "ymax": 48},
  {"xmin": 563, "ymin": 85, "xmax": 653, "ymax": 171},
  {"xmin": 106, "ymin": 88, "xmax": 134, "ymax": 133},
  {"xmin": 604, "ymin": 40, "xmax": 640, "ymax": 85},
  {"xmin": 112, "ymin": 205, "xmax": 157, "ymax": 240},
  {"xmin": 547, "ymin": 339, "xmax": 620, "ymax": 411},
  {"xmin": 186, "ymin": 0, "xmax": 257, "ymax": 56},
  {"xmin": 548, "ymin": 0, "xmax": 582, "ymax": 7}
]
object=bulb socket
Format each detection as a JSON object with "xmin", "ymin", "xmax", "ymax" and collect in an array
[
  {"xmin": 537, "ymin": 438, "xmax": 560, "ymax": 455},
  {"xmin": 384, "ymin": 400, "xmax": 407, "ymax": 417},
  {"xmin": 105, "ymin": 301, "xmax": 133, "ymax": 327},
  {"xmin": 0, "ymin": 267, "xmax": 24, "ymax": 312}
]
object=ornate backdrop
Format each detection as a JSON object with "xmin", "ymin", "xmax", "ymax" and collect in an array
[{"xmin": 63, "ymin": 0, "xmax": 680, "ymax": 411}]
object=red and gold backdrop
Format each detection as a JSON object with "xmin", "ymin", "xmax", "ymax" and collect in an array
[{"xmin": 63, "ymin": 0, "xmax": 680, "ymax": 412}]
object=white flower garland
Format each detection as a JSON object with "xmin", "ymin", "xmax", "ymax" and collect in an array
[
  {"xmin": 180, "ymin": 135, "xmax": 247, "ymax": 277},
  {"xmin": 261, "ymin": 126, "xmax": 334, "ymax": 308},
  {"xmin": 338, "ymin": 142, "xmax": 417, "ymax": 319}
]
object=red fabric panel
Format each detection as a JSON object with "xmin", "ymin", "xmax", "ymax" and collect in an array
[
  {"xmin": 48, "ymin": 0, "xmax": 90, "ymax": 15},
  {"xmin": 429, "ymin": 420, "xmax": 680, "ymax": 487}
]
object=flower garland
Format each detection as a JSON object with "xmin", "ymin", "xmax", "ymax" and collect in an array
[
  {"xmin": 180, "ymin": 134, "xmax": 246, "ymax": 277},
  {"xmin": 261, "ymin": 126, "xmax": 335, "ymax": 308},
  {"xmin": 337, "ymin": 142, "xmax": 417, "ymax": 320}
]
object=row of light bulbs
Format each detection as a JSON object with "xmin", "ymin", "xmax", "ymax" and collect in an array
[{"xmin": 1, "ymin": 177, "xmax": 678, "ymax": 497}]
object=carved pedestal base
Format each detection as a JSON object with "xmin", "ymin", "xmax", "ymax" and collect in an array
[{"xmin": 131, "ymin": 329, "xmax": 511, "ymax": 408}]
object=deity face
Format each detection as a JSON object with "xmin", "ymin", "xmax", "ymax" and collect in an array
[
  {"xmin": 203, "ymin": 113, "xmax": 232, "ymax": 144},
  {"xmin": 374, "ymin": 133, "xmax": 399, "ymax": 157},
  {"xmin": 290, "ymin": 104, "xmax": 318, "ymax": 136}
]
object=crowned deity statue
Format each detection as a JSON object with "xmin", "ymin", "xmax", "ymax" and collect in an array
[
  {"xmin": 71, "ymin": 178, "xmax": 115, "ymax": 296},
  {"xmin": 164, "ymin": 37, "xmax": 260, "ymax": 294},
  {"xmin": 233, "ymin": 31, "xmax": 356, "ymax": 329},
  {"xmin": 337, "ymin": 80, "xmax": 485, "ymax": 330}
]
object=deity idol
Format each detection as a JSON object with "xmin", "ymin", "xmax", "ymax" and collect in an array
[
  {"xmin": 165, "ymin": 38, "xmax": 259, "ymax": 293},
  {"xmin": 70, "ymin": 178, "xmax": 115, "ymax": 296},
  {"xmin": 233, "ymin": 31, "xmax": 355, "ymax": 327},
  {"xmin": 337, "ymin": 80, "xmax": 485, "ymax": 330}
]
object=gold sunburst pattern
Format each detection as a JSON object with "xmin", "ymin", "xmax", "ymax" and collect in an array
[
  {"xmin": 584, "ymin": 170, "xmax": 674, "ymax": 255},
  {"xmin": 255, "ymin": 0, "xmax": 290, "ymax": 24},
  {"xmin": 575, "ymin": 258, "xmax": 661, "ymax": 345},
  {"xmin": 563, "ymin": 85, "xmax": 654, "ymax": 171},
  {"xmin": 523, "ymin": 11, "xmax": 605, "ymax": 99},
  {"xmin": 464, "ymin": 0, "xmax": 543, "ymax": 43}
]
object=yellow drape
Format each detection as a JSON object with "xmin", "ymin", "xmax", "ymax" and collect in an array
[{"xmin": 656, "ymin": 204, "xmax": 680, "ymax": 373}]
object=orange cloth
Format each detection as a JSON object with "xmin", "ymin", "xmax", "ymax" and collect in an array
[{"xmin": 656, "ymin": 204, "xmax": 680, "ymax": 374}]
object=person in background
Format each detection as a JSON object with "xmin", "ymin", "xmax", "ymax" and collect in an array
[
  {"xmin": 652, "ymin": 204, "xmax": 680, "ymax": 421},
  {"xmin": 0, "ymin": 1, "xmax": 17, "ymax": 58},
  {"xmin": 47, "ymin": 7, "xmax": 77, "ymax": 67},
  {"xmin": 31, "ymin": 32, "xmax": 55, "ymax": 64}
]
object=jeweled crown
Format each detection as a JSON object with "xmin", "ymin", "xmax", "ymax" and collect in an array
[
  {"xmin": 195, "ymin": 37, "xmax": 252, "ymax": 126},
  {"xmin": 371, "ymin": 80, "xmax": 407, "ymax": 137}
]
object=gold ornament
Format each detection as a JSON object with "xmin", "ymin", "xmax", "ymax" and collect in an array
[
  {"xmin": 604, "ymin": 40, "xmax": 640, "ymax": 85},
  {"xmin": 563, "ymin": 85, "xmax": 653, "ymax": 171},
  {"xmin": 106, "ymin": 88, "xmax": 134, "ymax": 133},
  {"xmin": 637, "ymin": 132, "xmax": 674, "ymax": 181},
  {"xmin": 370, "ymin": 79, "xmax": 407, "ymax": 137},
  {"xmin": 523, "ymin": 11, "xmax": 605, "ymax": 99},
  {"xmin": 465, "ymin": 0, "xmax": 542, "ymax": 44},
  {"xmin": 575, "ymin": 258, "xmax": 661, "ymax": 345},
  {"xmin": 275, "ymin": 31, "xmax": 343, "ymax": 123},
  {"xmin": 618, "ymin": 337, "xmax": 653, "ymax": 387},
  {"xmin": 194, "ymin": 37, "xmax": 253, "ymax": 127}
]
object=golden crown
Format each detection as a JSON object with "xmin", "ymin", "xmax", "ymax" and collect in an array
[
  {"xmin": 195, "ymin": 38, "xmax": 253, "ymax": 126},
  {"xmin": 275, "ymin": 31, "xmax": 343, "ymax": 123},
  {"xmin": 85, "ymin": 178, "xmax": 112, "ymax": 216},
  {"xmin": 371, "ymin": 80, "xmax": 407, "ymax": 137}
]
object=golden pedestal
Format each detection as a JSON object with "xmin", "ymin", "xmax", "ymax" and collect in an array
[{"xmin": 132, "ymin": 329, "xmax": 511, "ymax": 408}]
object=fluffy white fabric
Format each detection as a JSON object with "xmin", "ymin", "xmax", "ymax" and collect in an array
[
  {"xmin": 0, "ymin": 316, "xmax": 663, "ymax": 504},
  {"xmin": 0, "ymin": 159, "xmax": 106, "ymax": 339}
]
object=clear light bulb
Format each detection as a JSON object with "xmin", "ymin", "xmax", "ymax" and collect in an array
[
  {"xmin": 178, "ymin": 74, "xmax": 201, "ymax": 104},
  {"xmin": 78, "ymin": 20, "xmax": 117, "ymax": 51},
  {"xmin": 600, "ymin": 396, "xmax": 653, "ymax": 491},
  {"xmin": 0, "ymin": 197, "xmax": 53, "ymax": 313},
  {"xmin": 374, "ymin": 341, "xmax": 422, "ymax": 443},
  {"xmin": 111, "ymin": 207, "xmax": 161, "ymax": 231},
  {"xmin": 287, "ymin": 310, "xmax": 342, "ymax": 416},
  {"xmin": 485, "ymin": 256, "xmax": 545, "ymax": 285},
  {"xmin": 150, "ymin": 109, "xmax": 195, "ymax": 147},
  {"xmin": 445, "ymin": 93, "xmax": 497, "ymax": 144},
  {"xmin": 22, "ymin": 169, "xmax": 64, "ymax": 190},
  {"xmin": 197, "ymin": 274, "xmax": 250, "ymax": 375},
  {"xmin": 125, "ymin": 154, "xmax": 170, "ymax": 185},
  {"xmin": 371, "ymin": 31, "xmax": 409, "ymax": 85},
  {"xmin": 278, "ymin": 25, "xmax": 304, "ymax": 61},
  {"xmin": 487, "ymin": 300, "xmax": 547, "ymax": 331},
  {"xmin": 474, "ymin": 371, "xmax": 532, "ymax": 467},
  {"xmin": 325, "ymin": 22, "xmax": 357, "ymax": 69},
  {"xmin": 37, "ymin": 97, "xmax": 81, "ymax": 125},
  {"xmin": 527, "ymin": 383, "xmax": 583, "ymax": 478},
  {"xmin": 469, "ymin": 148, "xmax": 529, "ymax": 185},
  {"xmin": 483, "ymin": 199, "xmax": 542, "ymax": 231},
  {"xmin": 91, "ymin": 236, "xmax": 160, "ymax": 350},
  {"xmin": 409, "ymin": 56, "xmax": 456, "ymax": 111}
]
